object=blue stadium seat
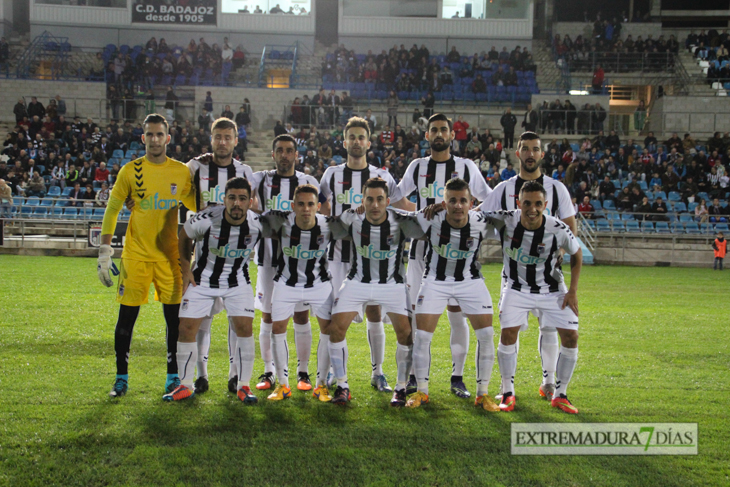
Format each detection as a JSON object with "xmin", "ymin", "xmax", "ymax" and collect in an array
[
  {"xmin": 590, "ymin": 199, "xmax": 602, "ymax": 210},
  {"xmin": 688, "ymin": 202, "xmax": 698, "ymax": 212},
  {"xmin": 668, "ymin": 191, "xmax": 681, "ymax": 202},
  {"xmin": 620, "ymin": 213, "xmax": 634, "ymax": 221},
  {"xmin": 655, "ymin": 221, "xmax": 671, "ymax": 234},
  {"xmin": 699, "ymin": 223, "xmax": 713, "ymax": 234},
  {"xmin": 697, "ymin": 192, "xmax": 709, "ymax": 202},
  {"xmin": 48, "ymin": 186, "xmax": 61, "ymax": 197},
  {"xmin": 602, "ymin": 200, "xmax": 615, "ymax": 210},
  {"xmin": 596, "ymin": 220, "xmax": 611, "ymax": 232},
  {"xmin": 62, "ymin": 208, "xmax": 78, "ymax": 219},
  {"xmin": 715, "ymin": 223, "xmax": 730, "ymax": 232},
  {"xmin": 654, "ymin": 191, "xmax": 667, "ymax": 201},
  {"xmin": 679, "ymin": 213, "xmax": 693, "ymax": 223},
  {"xmin": 625, "ymin": 221, "xmax": 641, "ymax": 233},
  {"xmin": 641, "ymin": 221, "xmax": 655, "ymax": 233},
  {"xmin": 670, "ymin": 222, "xmax": 684, "ymax": 233},
  {"xmin": 112, "ymin": 149, "xmax": 125, "ymax": 159},
  {"xmin": 638, "ymin": 181, "xmax": 648, "ymax": 191},
  {"xmin": 673, "ymin": 202, "xmax": 687, "ymax": 213},
  {"xmin": 51, "ymin": 207, "xmax": 64, "ymax": 218}
]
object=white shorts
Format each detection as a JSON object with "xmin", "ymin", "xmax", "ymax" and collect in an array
[
  {"xmin": 415, "ymin": 279, "xmax": 493, "ymax": 316},
  {"xmin": 329, "ymin": 261, "xmax": 349, "ymax": 296},
  {"xmin": 255, "ymin": 264, "xmax": 308, "ymax": 314},
  {"xmin": 332, "ymin": 280, "xmax": 411, "ymax": 317},
  {"xmin": 406, "ymin": 254, "xmax": 457, "ymax": 309},
  {"xmin": 271, "ymin": 281, "xmax": 334, "ymax": 322},
  {"xmin": 498, "ymin": 288, "xmax": 579, "ymax": 330},
  {"xmin": 180, "ymin": 284, "xmax": 256, "ymax": 319},
  {"xmin": 501, "ymin": 276, "xmax": 533, "ymax": 331}
]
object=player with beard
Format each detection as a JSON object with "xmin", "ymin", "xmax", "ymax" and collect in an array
[
  {"xmin": 480, "ymin": 131, "xmax": 576, "ymax": 402},
  {"xmin": 397, "ymin": 113, "xmax": 490, "ymax": 398},
  {"xmin": 250, "ymin": 135, "xmax": 319, "ymax": 393},
  {"xmin": 125, "ymin": 118, "xmax": 255, "ymax": 395},
  {"xmin": 319, "ymin": 117, "xmax": 414, "ymax": 393}
]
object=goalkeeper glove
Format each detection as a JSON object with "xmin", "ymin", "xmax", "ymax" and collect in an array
[{"xmin": 97, "ymin": 244, "xmax": 119, "ymax": 287}]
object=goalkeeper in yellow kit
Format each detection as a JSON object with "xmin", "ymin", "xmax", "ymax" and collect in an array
[{"xmin": 98, "ymin": 114, "xmax": 196, "ymax": 398}]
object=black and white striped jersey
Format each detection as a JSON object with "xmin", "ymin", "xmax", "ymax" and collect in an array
[
  {"xmin": 398, "ymin": 156, "xmax": 491, "ymax": 260},
  {"xmin": 262, "ymin": 211, "xmax": 346, "ymax": 288},
  {"xmin": 413, "ymin": 210, "xmax": 492, "ymax": 282},
  {"xmin": 187, "ymin": 155, "xmax": 254, "ymax": 211},
  {"xmin": 250, "ymin": 170, "xmax": 319, "ymax": 267},
  {"xmin": 482, "ymin": 210, "xmax": 580, "ymax": 294},
  {"xmin": 335, "ymin": 208, "xmax": 424, "ymax": 284},
  {"xmin": 320, "ymin": 164, "xmax": 403, "ymax": 264},
  {"xmin": 481, "ymin": 174, "xmax": 575, "ymax": 219},
  {"xmin": 185, "ymin": 206, "xmax": 264, "ymax": 289}
]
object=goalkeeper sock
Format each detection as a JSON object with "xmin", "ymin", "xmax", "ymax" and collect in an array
[
  {"xmin": 163, "ymin": 304, "xmax": 180, "ymax": 375},
  {"xmin": 114, "ymin": 305, "xmax": 140, "ymax": 376}
]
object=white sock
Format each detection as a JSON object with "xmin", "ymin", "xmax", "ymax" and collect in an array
[
  {"xmin": 413, "ymin": 330, "xmax": 433, "ymax": 395},
  {"xmin": 259, "ymin": 321, "xmax": 274, "ymax": 374},
  {"xmin": 367, "ymin": 320, "xmax": 385, "ymax": 377},
  {"xmin": 293, "ymin": 321, "xmax": 312, "ymax": 375},
  {"xmin": 316, "ymin": 333, "xmax": 331, "ymax": 386},
  {"xmin": 195, "ymin": 316, "xmax": 212, "ymax": 379},
  {"xmin": 328, "ymin": 339, "xmax": 349, "ymax": 388},
  {"xmin": 474, "ymin": 327, "xmax": 495, "ymax": 396},
  {"xmin": 497, "ymin": 342, "xmax": 517, "ymax": 396},
  {"xmin": 448, "ymin": 311, "xmax": 469, "ymax": 377},
  {"xmin": 228, "ymin": 318, "xmax": 238, "ymax": 380},
  {"xmin": 176, "ymin": 342, "xmax": 197, "ymax": 388},
  {"xmin": 539, "ymin": 328, "xmax": 559, "ymax": 385},
  {"xmin": 555, "ymin": 346, "xmax": 578, "ymax": 397},
  {"xmin": 271, "ymin": 332, "xmax": 289, "ymax": 387},
  {"xmin": 395, "ymin": 343, "xmax": 413, "ymax": 391},
  {"xmin": 235, "ymin": 335, "xmax": 255, "ymax": 389}
]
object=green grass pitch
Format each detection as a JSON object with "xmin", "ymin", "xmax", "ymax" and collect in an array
[{"xmin": 0, "ymin": 255, "xmax": 728, "ymax": 486}]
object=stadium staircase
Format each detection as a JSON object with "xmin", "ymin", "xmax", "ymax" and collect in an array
[
  {"xmin": 15, "ymin": 31, "xmax": 73, "ymax": 80},
  {"xmin": 532, "ymin": 42, "xmax": 565, "ymax": 93},
  {"xmin": 679, "ymin": 48, "xmax": 726, "ymax": 96}
]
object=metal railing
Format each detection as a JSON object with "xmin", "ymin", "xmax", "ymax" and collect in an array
[
  {"xmin": 562, "ymin": 52, "xmax": 677, "ymax": 75},
  {"xmin": 576, "ymin": 211, "xmax": 596, "ymax": 250}
]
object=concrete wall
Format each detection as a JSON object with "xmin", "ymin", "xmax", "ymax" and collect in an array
[
  {"xmin": 551, "ymin": 21, "xmax": 663, "ymax": 42},
  {"xmin": 0, "ymin": 79, "xmax": 107, "ymax": 123},
  {"xmin": 0, "ymin": 0, "xmax": 12, "ymax": 37},
  {"xmin": 658, "ymin": 96, "xmax": 730, "ymax": 138}
]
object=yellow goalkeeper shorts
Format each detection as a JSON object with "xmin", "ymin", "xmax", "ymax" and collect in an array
[{"xmin": 116, "ymin": 259, "xmax": 183, "ymax": 306}]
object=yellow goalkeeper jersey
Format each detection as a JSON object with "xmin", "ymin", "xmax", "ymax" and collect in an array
[{"xmin": 101, "ymin": 156, "xmax": 196, "ymax": 262}]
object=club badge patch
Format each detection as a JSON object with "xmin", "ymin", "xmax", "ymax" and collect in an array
[
  {"xmin": 170, "ymin": 183, "xmax": 178, "ymax": 195},
  {"xmin": 451, "ymin": 172, "xmax": 460, "ymax": 180},
  {"xmin": 417, "ymin": 295, "xmax": 424, "ymax": 305},
  {"xmin": 466, "ymin": 237, "xmax": 475, "ymax": 248},
  {"xmin": 244, "ymin": 235, "xmax": 252, "ymax": 246},
  {"xmin": 537, "ymin": 243, "xmax": 545, "ymax": 254},
  {"xmin": 182, "ymin": 299, "xmax": 189, "ymax": 311},
  {"xmin": 386, "ymin": 235, "xmax": 394, "ymax": 246},
  {"xmin": 317, "ymin": 235, "xmax": 325, "ymax": 246}
]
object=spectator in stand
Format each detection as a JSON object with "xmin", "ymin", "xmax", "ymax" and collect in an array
[
  {"xmin": 221, "ymin": 104, "xmax": 234, "ymax": 119},
  {"xmin": 95, "ymin": 162, "xmax": 110, "ymax": 182},
  {"xmin": 386, "ymin": 91, "xmax": 399, "ymax": 128},
  {"xmin": 500, "ymin": 108, "xmax": 517, "ymax": 149},
  {"xmin": 503, "ymin": 66, "xmax": 518, "ymax": 86},
  {"xmin": 27, "ymin": 97, "xmax": 45, "ymax": 120},
  {"xmin": 0, "ymin": 179, "xmax": 12, "ymax": 218},
  {"xmin": 165, "ymin": 86, "xmax": 178, "ymax": 122},
  {"xmin": 635, "ymin": 196, "xmax": 652, "ymax": 221},
  {"xmin": 598, "ymin": 175, "xmax": 615, "ymax": 203},
  {"xmin": 578, "ymin": 196, "xmax": 594, "ymax": 218},
  {"xmin": 634, "ymin": 100, "xmax": 646, "ymax": 132},
  {"xmin": 592, "ymin": 64, "xmax": 605, "ymax": 94},
  {"xmin": 80, "ymin": 183, "xmax": 96, "ymax": 207},
  {"xmin": 66, "ymin": 182, "xmax": 83, "ymax": 207},
  {"xmin": 695, "ymin": 199, "xmax": 709, "ymax": 222},
  {"xmin": 472, "ymin": 74, "xmax": 487, "ymax": 93},
  {"xmin": 650, "ymin": 196, "xmax": 669, "ymax": 221},
  {"xmin": 446, "ymin": 46, "xmax": 461, "ymax": 63},
  {"xmin": 501, "ymin": 162, "xmax": 516, "ymax": 180},
  {"xmin": 709, "ymin": 198, "xmax": 727, "ymax": 223},
  {"xmin": 453, "ymin": 116, "xmax": 469, "ymax": 153},
  {"xmin": 14, "ymin": 99, "xmax": 27, "ymax": 124},
  {"xmin": 26, "ymin": 172, "xmax": 46, "ymax": 198}
]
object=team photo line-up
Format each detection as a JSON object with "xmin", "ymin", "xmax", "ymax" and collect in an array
[{"xmin": 97, "ymin": 111, "xmax": 582, "ymax": 413}]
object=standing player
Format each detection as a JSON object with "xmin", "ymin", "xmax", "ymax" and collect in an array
[
  {"xmin": 98, "ymin": 113, "xmax": 196, "ymax": 398},
  {"xmin": 398, "ymin": 113, "xmax": 491, "ymax": 398},
  {"xmin": 186, "ymin": 118, "xmax": 254, "ymax": 395},
  {"xmin": 483, "ymin": 181, "xmax": 582, "ymax": 413},
  {"xmin": 481, "ymin": 131, "xmax": 576, "ymax": 401},
  {"xmin": 323, "ymin": 178, "xmax": 425, "ymax": 405},
  {"xmin": 250, "ymin": 134, "xmax": 319, "ymax": 392},
  {"xmin": 261, "ymin": 185, "xmax": 347, "ymax": 401},
  {"xmin": 320, "ymin": 117, "xmax": 414, "ymax": 393},
  {"xmin": 404, "ymin": 178, "xmax": 499, "ymax": 412},
  {"xmin": 164, "ymin": 177, "xmax": 263, "ymax": 404}
]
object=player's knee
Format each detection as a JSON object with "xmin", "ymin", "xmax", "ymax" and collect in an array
[
  {"xmin": 262, "ymin": 312, "xmax": 272, "ymax": 323},
  {"xmin": 115, "ymin": 305, "xmax": 140, "ymax": 337},
  {"xmin": 365, "ymin": 305, "xmax": 381, "ymax": 322},
  {"xmin": 559, "ymin": 329, "xmax": 579, "ymax": 348},
  {"xmin": 500, "ymin": 327, "xmax": 520, "ymax": 345},
  {"xmin": 292, "ymin": 310, "xmax": 309, "ymax": 324},
  {"xmin": 272, "ymin": 321, "xmax": 289, "ymax": 334}
]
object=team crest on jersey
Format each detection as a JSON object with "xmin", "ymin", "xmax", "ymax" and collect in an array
[
  {"xmin": 537, "ymin": 243, "xmax": 546, "ymax": 254},
  {"xmin": 244, "ymin": 235, "xmax": 252, "ymax": 246},
  {"xmin": 257, "ymin": 292, "xmax": 263, "ymax": 300},
  {"xmin": 170, "ymin": 183, "xmax": 178, "ymax": 195},
  {"xmin": 451, "ymin": 172, "xmax": 460, "ymax": 180},
  {"xmin": 466, "ymin": 237, "xmax": 475, "ymax": 248},
  {"xmin": 317, "ymin": 235, "xmax": 325, "ymax": 245},
  {"xmin": 182, "ymin": 299, "xmax": 189, "ymax": 311},
  {"xmin": 386, "ymin": 235, "xmax": 394, "ymax": 246}
]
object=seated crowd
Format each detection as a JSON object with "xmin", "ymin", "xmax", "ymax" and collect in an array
[
  {"xmin": 0, "ymin": 95, "xmax": 249, "ymax": 218},
  {"xmin": 553, "ymin": 26, "xmax": 679, "ymax": 73},
  {"xmin": 99, "ymin": 36, "xmax": 246, "ymax": 90},
  {"xmin": 321, "ymin": 44, "xmax": 538, "ymax": 99},
  {"xmin": 690, "ymin": 30, "xmax": 730, "ymax": 85}
]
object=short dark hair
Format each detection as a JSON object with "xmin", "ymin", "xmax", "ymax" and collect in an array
[
  {"xmin": 427, "ymin": 113, "xmax": 453, "ymax": 131},
  {"xmin": 519, "ymin": 180, "xmax": 547, "ymax": 197},
  {"xmin": 445, "ymin": 178, "xmax": 470, "ymax": 193},
  {"xmin": 225, "ymin": 177, "xmax": 251, "ymax": 197},
  {"xmin": 363, "ymin": 177, "xmax": 389, "ymax": 198},
  {"xmin": 211, "ymin": 117, "xmax": 238, "ymax": 134},
  {"xmin": 143, "ymin": 113, "xmax": 169, "ymax": 132},
  {"xmin": 518, "ymin": 131, "xmax": 541, "ymax": 147},
  {"xmin": 344, "ymin": 116, "xmax": 371, "ymax": 139},
  {"xmin": 272, "ymin": 134, "xmax": 297, "ymax": 151},
  {"xmin": 294, "ymin": 184, "xmax": 319, "ymax": 200}
]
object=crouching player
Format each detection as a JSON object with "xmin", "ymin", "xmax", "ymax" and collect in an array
[
  {"xmin": 486, "ymin": 181, "xmax": 583, "ymax": 414},
  {"xmin": 164, "ymin": 177, "xmax": 264, "ymax": 403},
  {"xmin": 323, "ymin": 177, "xmax": 425, "ymax": 406}
]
